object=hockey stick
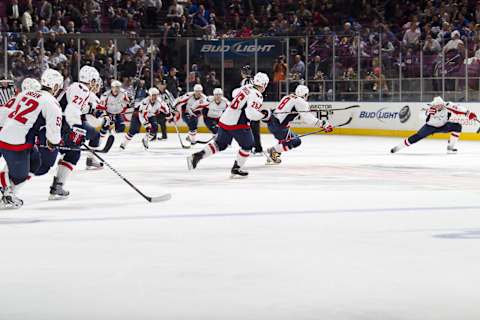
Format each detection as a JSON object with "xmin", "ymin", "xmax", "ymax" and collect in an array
[
  {"xmin": 82, "ymin": 143, "xmax": 171, "ymax": 203},
  {"xmin": 475, "ymin": 119, "xmax": 480, "ymax": 134},
  {"xmin": 194, "ymin": 136, "xmax": 215, "ymax": 144},
  {"xmin": 38, "ymin": 135, "xmax": 115, "ymax": 153},
  {"xmin": 296, "ymin": 116, "xmax": 353, "ymax": 139},
  {"xmin": 274, "ymin": 105, "xmax": 360, "ymax": 115},
  {"xmin": 172, "ymin": 120, "xmax": 191, "ymax": 149}
]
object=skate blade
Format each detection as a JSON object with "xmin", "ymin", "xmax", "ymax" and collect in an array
[
  {"xmin": 48, "ymin": 194, "xmax": 69, "ymax": 201},
  {"xmin": 230, "ymin": 174, "xmax": 248, "ymax": 179},
  {"xmin": 447, "ymin": 150, "xmax": 458, "ymax": 154},
  {"xmin": 86, "ymin": 166, "xmax": 104, "ymax": 171},
  {"xmin": 0, "ymin": 203, "xmax": 22, "ymax": 210},
  {"xmin": 186, "ymin": 157, "xmax": 193, "ymax": 170},
  {"xmin": 148, "ymin": 193, "xmax": 172, "ymax": 202}
]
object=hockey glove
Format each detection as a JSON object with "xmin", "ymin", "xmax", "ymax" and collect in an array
[
  {"xmin": 66, "ymin": 125, "xmax": 87, "ymax": 146},
  {"xmin": 321, "ymin": 120, "xmax": 334, "ymax": 133},
  {"xmin": 261, "ymin": 109, "xmax": 272, "ymax": 122},
  {"xmin": 467, "ymin": 111, "xmax": 477, "ymax": 120},
  {"xmin": 427, "ymin": 107, "xmax": 437, "ymax": 116}
]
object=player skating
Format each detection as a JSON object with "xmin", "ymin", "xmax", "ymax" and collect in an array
[
  {"xmin": 390, "ymin": 96, "xmax": 477, "ymax": 154},
  {"xmin": 187, "ymin": 72, "xmax": 271, "ymax": 178},
  {"xmin": 99, "ymin": 80, "xmax": 131, "ymax": 138},
  {"xmin": 0, "ymin": 69, "xmax": 63, "ymax": 208},
  {"xmin": 48, "ymin": 66, "xmax": 100, "ymax": 200},
  {"xmin": 203, "ymin": 88, "xmax": 229, "ymax": 134},
  {"xmin": 175, "ymin": 84, "xmax": 208, "ymax": 145},
  {"xmin": 157, "ymin": 80, "xmax": 175, "ymax": 140},
  {"xmin": 120, "ymin": 87, "xmax": 171, "ymax": 150},
  {"xmin": 264, "ymin": 85, "xmax": 333, "ymax": 164}
]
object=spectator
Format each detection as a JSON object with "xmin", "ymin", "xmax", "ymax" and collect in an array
[
  {"xmin": 273, "ymin": 55, "xmax": 288, "ymax": 82},
  {"xmin": 21, "ymin": 8, "xmax": 33, "ymax": 32},
  {"xmin": 7, "ymin": 0, "xmax": 21, "ymax": 27},
  {"xmin": 443, "ymin": 30, "xmax": 463, "ymax": 53},
  {"xmin": 403, "ymin": 23, "xmax": 421, "ymax": 48},
  {"xmin": 167, "ymin": 0, "xmax": 184, "ymax": 19},
  {"xmin": 37, "ymin": 19, "xmax": 50, "ymax": 33},
  {"xmin": 307, "ymin": 55, "xmax": 322, "ymax": 81},
  {"xmin": 144, "ymin": 0, "xmax": 162, "ymax": 28},
  {"xmin": 50, "ymin": 19, "xmax": 66, "ymax": 34},
  {"xmin": 423, "ymin": 34, "xmax": 442, "ymax": 54},
  {"xmin": 203, "ymin": 70, "xmax": 220, "ymax": 95},
  {"xmin": 290, "ymin": 54, "xmax": 305, "ymax": 80},
  {"xmin": 166, "ymin": 67, "xmax": 180, "ymax": 97},
  {"xmin": 38, "ymin": 0, "xmax": 53, "ymax": 24}
]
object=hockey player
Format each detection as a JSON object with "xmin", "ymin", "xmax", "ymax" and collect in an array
[
  {"xmin": 157, "ymin": 80, "xmax": 175, "ymax": 140},
  {"xmin": 0, "ymin": 78, "xmax": 42, "ymax": 129},
  {"xmin": 99, "ymin": 80, "xmax": 131, "ymax": 137},
  {"xmin": 0, "ymin": 69, "xmax": 63, "ymax": 208},
  {"xmin": 83, "ymin": 73, "xmax": 105, "ymax": 170},
  {"xmin": 240, "ymin": 65, "xmax": 262, "ymax": 154},
  {"xmin": 187, "ymin": 72, "xmax": 271, "ymax": 178},
  {"xmin": 264, "ymin": 85, "xmax": 333, "ymax": 164},
  {"xmin": 203, "ymin": 88, "xmax": 229, "ymax": 134},
  {"xmin": 49, "ymin": 65, "xmax": 100, "ymax": 200},
  {"xmin": 175, "ymin": 84, "xmax": 209, "ymax": 145},
  {"xmin": 120, "ymin": 87, "xmax": 171, "ymax": 150},
  {"xmin": 391, "ymin": 96, "xmax": 477, "ymax": 154}
]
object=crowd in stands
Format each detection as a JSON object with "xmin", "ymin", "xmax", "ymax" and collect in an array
[{"xmin": 2, "ymin": 0, "xmax": 480, "ymax": 101}]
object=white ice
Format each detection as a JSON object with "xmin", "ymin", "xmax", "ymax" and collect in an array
[{"xmin": 1, "ymin": 133, "xmax": 480, "ymax": 320}]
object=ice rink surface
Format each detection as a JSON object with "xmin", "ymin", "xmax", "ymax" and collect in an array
[{"xmin": 1, "ymin": 133, "xmax": 480, "ymax": 320}]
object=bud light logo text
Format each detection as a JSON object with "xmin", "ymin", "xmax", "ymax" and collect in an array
[{"xmin": 359, "ymin": 107, "xmax": 399, "ymax": 123}]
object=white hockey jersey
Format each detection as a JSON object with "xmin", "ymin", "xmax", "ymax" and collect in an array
[
  {"xmin": 175, "ymin": 92, "xmax": 209, "ymax": 116},
  {"xmin": 426, "ymin": 102, "xmax": 468, "ymax": 127},
  {"xmin": 0, "ymin": 97, "xmax": 17, "ymax": 127},
  {"xmin": 205, "ymin": 96, "xmax": 229, "ymax": 119},
  {"xmin": 0, "ymin": 90, "xmax": 62, "ymax": 148},
  {"xmin": 219, "ymin": 84, "xmax": 264, "ymax": 129},
  {"xmin": 100, "ymin": 89, "xmax": 131, "ymax": 115},
  {"xmin": 274, "ymin": 95, "xmax": 322, "ymax": 127},
  {"xmin": 59, "ymin": 82, "xmax": 92, "ymax": 127},
  {"xmin": 137, "ymin": 97, "xmax": 169, "ymax": 125}
]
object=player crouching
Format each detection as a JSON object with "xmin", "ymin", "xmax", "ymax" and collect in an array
[
  {"xmin": 0, "ymin": 69, "xmax": 63, "ymax": 208},
  {"xmin": 391, "ymin": 96, "xmax": 477, "ymax": 154},
  {"xmin": 120, "ymin": 88, "xmax": 171, "ymax": 150},
  {"xmin": 175, "ymin": 84, "xmax": 208, "ymax": 145},
  {"xmin": 264, "ymin": 85, "xmax": 333, "ymax": 164},
  {"xmin": 187, "ymin": 72, "xmax": 271, "ymax": 178},
  {"xmin": 203, "ymin": 88, "xmax": 229, "ymax": 134}
]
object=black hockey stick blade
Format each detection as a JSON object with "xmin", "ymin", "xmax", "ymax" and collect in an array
[
  {"xmin": 194, "ymin": 136, "xmax": 215, "ymax": 144},
  {"xmin": 99, "ymin": 135, "xmax": 115, "ymax": 153},
  {"xmin": 475, "ymin": 119, "xmax": 480, "ymax": 133}
]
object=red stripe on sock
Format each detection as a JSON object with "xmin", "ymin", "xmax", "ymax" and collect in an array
[
  {"xmin": 239, "ymin": 150, "xmax": 250, "ymax": 157},
  {"xmin": 0, "ymin": 172, "xmax": 7, "ymax": 188},
  {"xmin": 59, "ymin": 160, "xmax": 74, "ymax": 171},
  {"xmin": 208, "ymin": 144, "xmax": 216, "ymax": 154},
  {"xmin": 404, "ymin": 139, "xmax": 410, "ymax": 146},
  {"xmin": 283, "ymin": 145, "xmax": 289, "ymax": 152}
]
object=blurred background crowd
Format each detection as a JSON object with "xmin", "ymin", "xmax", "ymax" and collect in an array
[{"xmin": 2, "ymin": 0, "xmax": 480, "ymax": 102}]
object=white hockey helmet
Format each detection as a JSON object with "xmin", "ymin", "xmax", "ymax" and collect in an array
[
  {"xmin": 21, "ymin": 77, "xmax": 41, "ymax": 91},
  {"xmin": 432, "ymin": 96, "xmax": 445, "ymax": 107},
  {"xmin": 79, "ymin": 66, "xmax": 99, "ymax": 84},
  {"xmin": 193, "ymin": 84, "xmax": 203, "ymax": 92},
  {"xmin": 148, "ymin": 87, "xmax": 160, "ymax": 96},
  {"xmin": 213, "ymin": 88, "xmax": 223, "ymax": 96},
  {"xmin": 232, "ymin": 88, "xmax": 241, "ymax": 98},
  {"xmin": 295, "ymin": 85, "xmax": 309, "ymax": 98},
  {"xmin": 111, "ymin": 80, "xmax": 122, "ymax": 87},
  {"xmin": 253, "ymin": 72, "xmax": 269, "ymax": 89},
  {"xmin": 41, "ymin": 69, "xmax": 64, "ymax": 94}
]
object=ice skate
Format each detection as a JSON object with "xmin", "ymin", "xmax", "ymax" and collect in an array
[
  {"xmin": 0, "ymin": 187, "xmax": 23, "ymax": 210},
  {"xmin": 86, "ymin": 157, "xmax": 104, "ymax": 170},
  {"xmin": 49, "ymin": 177, "xmax": 70, "ymax": 200},
  {"xmin": 187, "ymin": 151, "xmax": 204, "ymax": 170},
  {"xmin": 264, "ymin": 148, "xmax": 282, "ymax": 164},
  {"xmin": 230, "ymin": 161, "xmax": 248, "ymax": 178}
]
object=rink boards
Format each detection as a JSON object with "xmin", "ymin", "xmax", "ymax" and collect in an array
[{"xmin": 100, "ymin": 102, "xmax": 480, "ymax": 140}]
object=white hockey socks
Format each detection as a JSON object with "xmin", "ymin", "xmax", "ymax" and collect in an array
[
  {"xmin": 449, "ymin": 132, "xmax": 460, "ymax": 147},
  {"xmin": 273, "ymin": 143, "xmax": 289, "ymax": 153},
  {"xmin": 188, "ymin": 130, "xmax": 197, "ymax": 143},
  {"xmin": 56, "ymin": 160, "xmax": 74, "ymax": 185},
  {"xmin": 236, "ymin": 149, "xmax": 251, "ymax": 168},
  {"xmin": 202, "ymin": 142, "xmax": 218, "ymax": 158}
]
